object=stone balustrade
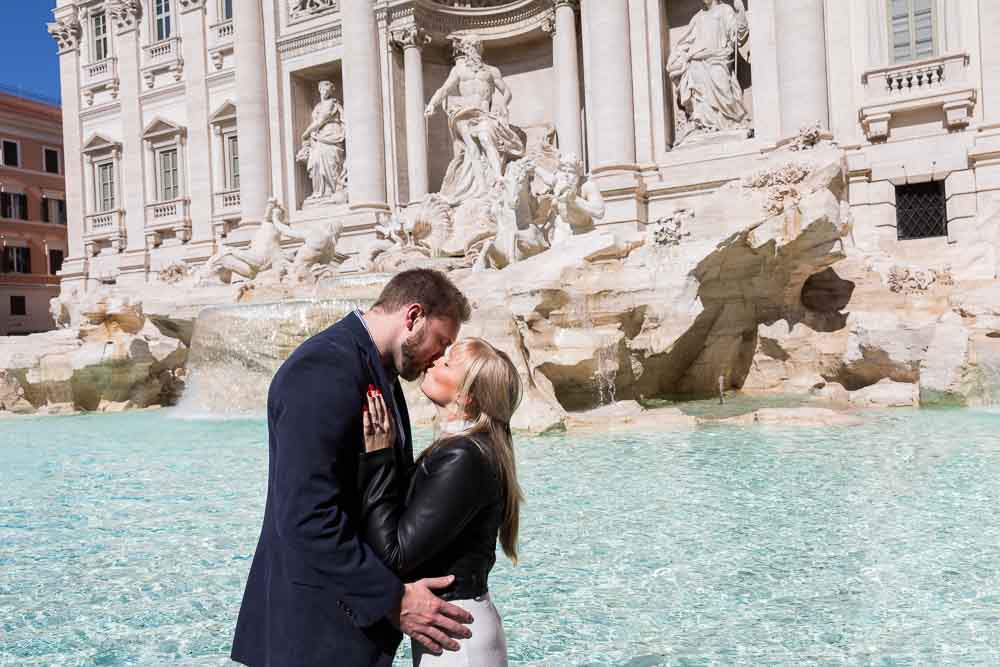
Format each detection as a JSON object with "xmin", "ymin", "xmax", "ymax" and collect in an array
[
  {"xmin": 214, "ymin": 20, "xmax": 234, "ymax": 43},
  {"xmin": 83, "ymin": 210, "xmax": 126, "ymax": 254},
  {"xmin": 144, "ymin": 197, "xmax": 191, "ymax": 228},
  {"xmin": 145, "ymin": 36, "xmax": 181, "ymax": 61},
  {"xmin": 213, "ymin": 189, "xmax": 241, "ymax": 217},
  {"xmin": 83, "ymin": 58, "xmax": 118, "ymax": 84},
  {"xmin": 859, "ymin": 52, "xmax": 976, "ymax": 142}
]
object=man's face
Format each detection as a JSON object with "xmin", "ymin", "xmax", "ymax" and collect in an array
[{"xmin": 397, "ymin": 314, "xmax": 460, "ymax": 381}]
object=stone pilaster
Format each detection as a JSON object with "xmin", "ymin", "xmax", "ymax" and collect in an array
[
  {"xmin": 774, "ymin": 0, "xmax": 830, "ymax": 136},
  {"xmin": 179, "ymin": 0, "xmax": 214, "ymax": 254},
  {"xmin": 580, "ymin": 0, "xmax": 635, "ymax": 169},
  {"xmin": 342, "ymin": 0, "xmax": 389, "ymax": 210},
  {"xmin": 48, "ymin": 8, "xmax": 87, "ymax": 290},
  {"xmin": 549, "ymin": 1, "xmax": 583, "ymax": 158},
  {"xmin": 391, "ymin": 26, "xmax": 431, "ymax": 204},
  {"xmin": 234, "ymin": 0, "xmax": 273, "ymax": 225},
  {"xmin": 112, "ymin": 1, "xmax": 149, "ymax": 283}
]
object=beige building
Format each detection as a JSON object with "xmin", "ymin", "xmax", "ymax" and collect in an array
[
  {"xmin": 47, "ymin": 0, "xmax": 1000, "ymax": 293},
  {"xmin": 0, "ymin": 91, "xmax": 68, "ymax": 335}
]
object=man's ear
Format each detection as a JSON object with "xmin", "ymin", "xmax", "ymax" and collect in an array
[{"xmin": 404, "ymin": 303, "xmax": 424, "ymax": 331}]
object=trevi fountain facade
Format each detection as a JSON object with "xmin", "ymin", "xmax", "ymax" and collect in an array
[{"xmin": 4, "ymin": 0, "xmax": 1000, "ymax": 426}]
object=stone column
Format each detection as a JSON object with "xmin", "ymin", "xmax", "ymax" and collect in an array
[
  {"xmin": 179, "ymin": 0, "xmax": 214, "ymax": 251},
  {"xmin": 110, "ymin": 4, "xmax": 149, "ymax": 281},
  {"xmin": 549, "ymin": 1, "xmax": 583, "ymax": 157},
  {"xmin": 774, "ymin": 0, "xmax": 830, "ymax": 136},
  {"xmin": 580, "ymin": 0, "xmax": 635, "ymax": 169},
  {"xmin": 392, "ymin": 26, "xmax": 431, "ymax": 204},
  {"xmin": 234, "ymin": 0, "xmax": 272, "ymax": 223},
  {"xmin": 47, "ymin": 11, "xmax": 86, "ymax": 276},
  {"xmin": 342, "ymin": 0, "xmax": 389, "ymax": 210}
]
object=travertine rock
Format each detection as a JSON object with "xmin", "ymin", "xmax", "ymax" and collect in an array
[{"xmin": 847, "ymin": 378, "xmax": 919, "ymax": 408}]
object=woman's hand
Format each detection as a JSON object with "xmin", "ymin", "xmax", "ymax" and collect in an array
[{"xmin": 363, "ymin": 384, "xmax": 395, "ymax": 453}]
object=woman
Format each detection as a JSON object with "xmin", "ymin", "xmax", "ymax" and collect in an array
[{"xmin": 360, "ymin": 338, "xmax": 523, "ymax": 666}]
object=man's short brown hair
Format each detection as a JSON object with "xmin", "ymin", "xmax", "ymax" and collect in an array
[{"xmin": 372, "ymin": 268, "xmax": 471, "ymax": 323}]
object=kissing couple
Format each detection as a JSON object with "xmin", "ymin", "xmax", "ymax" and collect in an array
[{"xmin": 231, "ymin": 268, "xmax": 523, "ymax": 666}]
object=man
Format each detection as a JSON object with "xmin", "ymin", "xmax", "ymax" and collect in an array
[
  {"xmin": 232, "ymin": 268, "xmax": 474, "ymax": 666},
  {"xmin": 425, "ymin": 34, "xmax": 525, "ymax": 204}
]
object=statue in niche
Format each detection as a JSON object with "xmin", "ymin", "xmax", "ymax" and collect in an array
[
  {"xmin": 425, "ymin": 34, "xmax": 525, "ymax": 205},
  {"xmin": 667, "ymin": 0, "xmax": 750, "ymax": 142},
  {"xmin": 296, "ymin": 80, "xmax": 347, "ymax": 205},
  {"xmin": 535, "ymin": 153, "xmax": 606, "ymax": 245}
]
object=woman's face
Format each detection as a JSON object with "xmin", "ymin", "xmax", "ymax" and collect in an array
[{"xmin": 420, "ymin": 347, "xmax": 471, "ymax": 409}]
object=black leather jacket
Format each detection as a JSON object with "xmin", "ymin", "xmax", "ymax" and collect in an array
[{"xmin": 358, "ymin": 436, "xmax": 504, "ymax": 601}]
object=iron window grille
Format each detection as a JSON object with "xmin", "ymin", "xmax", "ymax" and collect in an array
[{"xmin": 896, "ymin": 181, "xmax": 947, "ymax": 240}]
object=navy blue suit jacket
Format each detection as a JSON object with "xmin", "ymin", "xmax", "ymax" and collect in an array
[{"xmin": 231, "ymin": 312, "xmax": 413, "ymax": 666}]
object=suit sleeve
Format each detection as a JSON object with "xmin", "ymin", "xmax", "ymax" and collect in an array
[
  {"xmin": 269, "ymin": 341, "xmax": 403, "ymax": 627},
  {"xmin": 358, "ymin": 440, "xmax": 489, "ymax": 578}
]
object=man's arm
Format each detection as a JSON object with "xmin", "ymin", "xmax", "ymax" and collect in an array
[{"xmin": 426, "ymin": 69, "xmax": 460, "ymax": 115}]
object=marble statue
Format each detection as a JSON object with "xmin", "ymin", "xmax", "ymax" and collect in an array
[
  {"xmin": 535, "ymin": 153, "xmax": 606, "ymax": 245},
  {"xmin": 667, "ymin": 0, "xmax": 750, "ymax": 140},
  {"xmin": 289, "ymin": 0, "xmax": 336, "ymax": 19},
  {"xmin": 361, "ymin": 209, "xmax": 433, "ymax": 273},
  {"xmin": 425, "ymin": 34, "xmax": 525, "ymax": 204},
  {"xmin": 270, "ymin": 213, "xmax": 347, "ymax": 284},
  {"xmin": 198, "ymin": 199, "xmax": 288, "ymax": 284},
  {"xmin": 297, "ymin": 81, "xmax": 347, "ymax": 205},
  {"xmin": 474, "ymin": 157, "xmax": 548, "ymax": 271}
]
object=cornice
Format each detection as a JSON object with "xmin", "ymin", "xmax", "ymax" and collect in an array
[
  {"xmin": 382, "ymin": 0, "xmax": 553, "ymax": 42},
  {"xmin": 276, "ymin": 24, "xmax": 343, "ymax": 57}
]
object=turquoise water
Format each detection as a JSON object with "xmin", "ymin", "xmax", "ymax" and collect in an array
[{"xmin": 2, "ymin": 409, "xmax": 1000, "ymax": 666}]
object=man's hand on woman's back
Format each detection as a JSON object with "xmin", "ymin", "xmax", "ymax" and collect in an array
[{"xmin": 390, "ymin": 575, "xmax": 474, "ymax": 654}]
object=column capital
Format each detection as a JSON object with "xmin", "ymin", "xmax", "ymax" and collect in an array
[
  {"xmin": 553, "ymin": 0, "xmax": 579, "ymax": 10},
  {"xmin": 47, "ymin": 17, "xmax": 82, "ymax": 54},
  {"xmin": 540, "ymin": 12, "xmax": 556, "ymax": 35},
  {"xmin": 178, "ymin": 0, "xmax": 208, "ymax": 14},
  {"xmin": 391, "ymin": 26, "xmax": 431, "ymax": 51},
  {"xmin": 108, "ymin": 0, "xmax": 142, "ymax": 34}
]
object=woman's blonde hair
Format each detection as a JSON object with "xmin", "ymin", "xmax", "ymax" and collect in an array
[{"xmin": 425, "ymin": 338, "xmax": 524, "ymax": 564}]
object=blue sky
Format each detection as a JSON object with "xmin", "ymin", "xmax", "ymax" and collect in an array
[{"xmin": 0, "ymin": 1, "xmax": 62, "ymax": 104}]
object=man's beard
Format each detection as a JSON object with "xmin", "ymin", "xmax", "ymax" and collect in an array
[{"xmin": 399, "ymin": 326, "xmax": 428, "ymax": 381}]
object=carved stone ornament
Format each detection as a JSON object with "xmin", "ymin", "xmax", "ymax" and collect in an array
[
  {"xmin": 107, "ymin": 0, "xmax": 142, "ymax": 32},
  {"xmin": 177, "ymin": 0, "xmax": 207, "ymax": 12},
  {"xmin": 539, "ymin": 12, "xmax": 555, "ymax": 35},
  {"xmin": 289, "ymin": 0, "xmax": 338, "ymax": 21},
  {"xmin": 391, "ymin": 26, "xmax": 431, "ymax": 50},
  {"xmin": 47, "ymin": 18, "xmax": 83, "ymax": 53}
]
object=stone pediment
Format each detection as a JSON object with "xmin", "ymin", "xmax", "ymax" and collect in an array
[
  {"xmin": 81, "ymin": 133, "xmax": 121, "ymax": 155},
  {"xmin": 142, "ymin": 117, "xmax": 187, "ymax": 141},
  {"xmin": 209, "ymin": 100, "xmax": 237, "ymax": 126}
]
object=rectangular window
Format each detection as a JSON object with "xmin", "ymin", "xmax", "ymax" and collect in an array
[
  {"xmin": 890, "ymin": 0, "xmax": 935, "ymax": 63},
  {"xmin": 49, "ymin": 249, "xmax": 65, "ymax": 275},
  {"xmin": 2, "ymin": 247, "xmax": 31, "ymax": 274},
  {"xmin": 93, "ymin": 12, "xmax": 109, "ymax": 61},
  {"xmin": 44, "ymin": 148, "xmax": 60, "ymax": 175},
  {"xmin": 155, "ymin": 0, "xmax": 172, "ymax": 41},
  {"xmin": 10, "ymin": 296, "xmax": 27, "ymax": 316},
  {"xmin": 222, "ymin": 0, "xmax": 233, "ymax": 21},
  {"xmin": 1, "ymin": 193, "xmax": 27, "ymax": 220},
  {"xmin": 226, "ymin": 134, "xmax": 239, "ymax": 190},
  {"xmin": 158, "ymin": 148, "xmax": 179, "ymax": 201},
  {"xmin": 896, "ymin": 181, "xmax": 947, "ymax": 240},
  {"xmin": 2, "ymin": 140, "xmax": 19, "ymax": 167},
  {"xmin": 98, "ymin": 161, "xmax": 115, "ymax": 212},
  {"xmin": 42, "ymin": 197, "xmax": 51, "ymax": 223},
  {"xmin": 57, "ymin": 199, "xmax": 67, "ymax": 225}
]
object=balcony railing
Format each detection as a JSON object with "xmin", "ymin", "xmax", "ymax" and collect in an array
[
  {"xmin": 145, "ymin": 36, "xmax": 181, "ymax": 61},
  {"xmin": 859, "ymin": 52, "xmax": 976, "ymax": 141},
  {"xmin": 214, "ymin": 20, "xmax": 234, "ymax": 42},
  {"xmin": 84, "ymin": 57, "xmax": 118, "ymax": 84},
  {"xmin": 86, "ymin": 209, "xmax": 123, "ymax": 234},
  {"xmin": 83, "ymin": 209, "xmax": 126, "ymax": 253},
  {"xmin": 145, "ymin": 197, "xmax": 190, "ymax": 229},
  {"xmin": 213, "ymin": 189, "xmax": 241, "ymax": 217}
]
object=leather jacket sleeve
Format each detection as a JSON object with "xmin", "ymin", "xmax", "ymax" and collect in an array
[{"xmin": 358, "ymin": 439, "xmax": 489, "ymax": 577}]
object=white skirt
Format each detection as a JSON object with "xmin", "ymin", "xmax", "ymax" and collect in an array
[{"xmin": 412, "ymin": 594, "xmax": 508, "ymax": 667}]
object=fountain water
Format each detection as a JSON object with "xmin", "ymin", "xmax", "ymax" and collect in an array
[{"xmin": 176, "ymin": 299, "xmax": 366, "ymax": 416}]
